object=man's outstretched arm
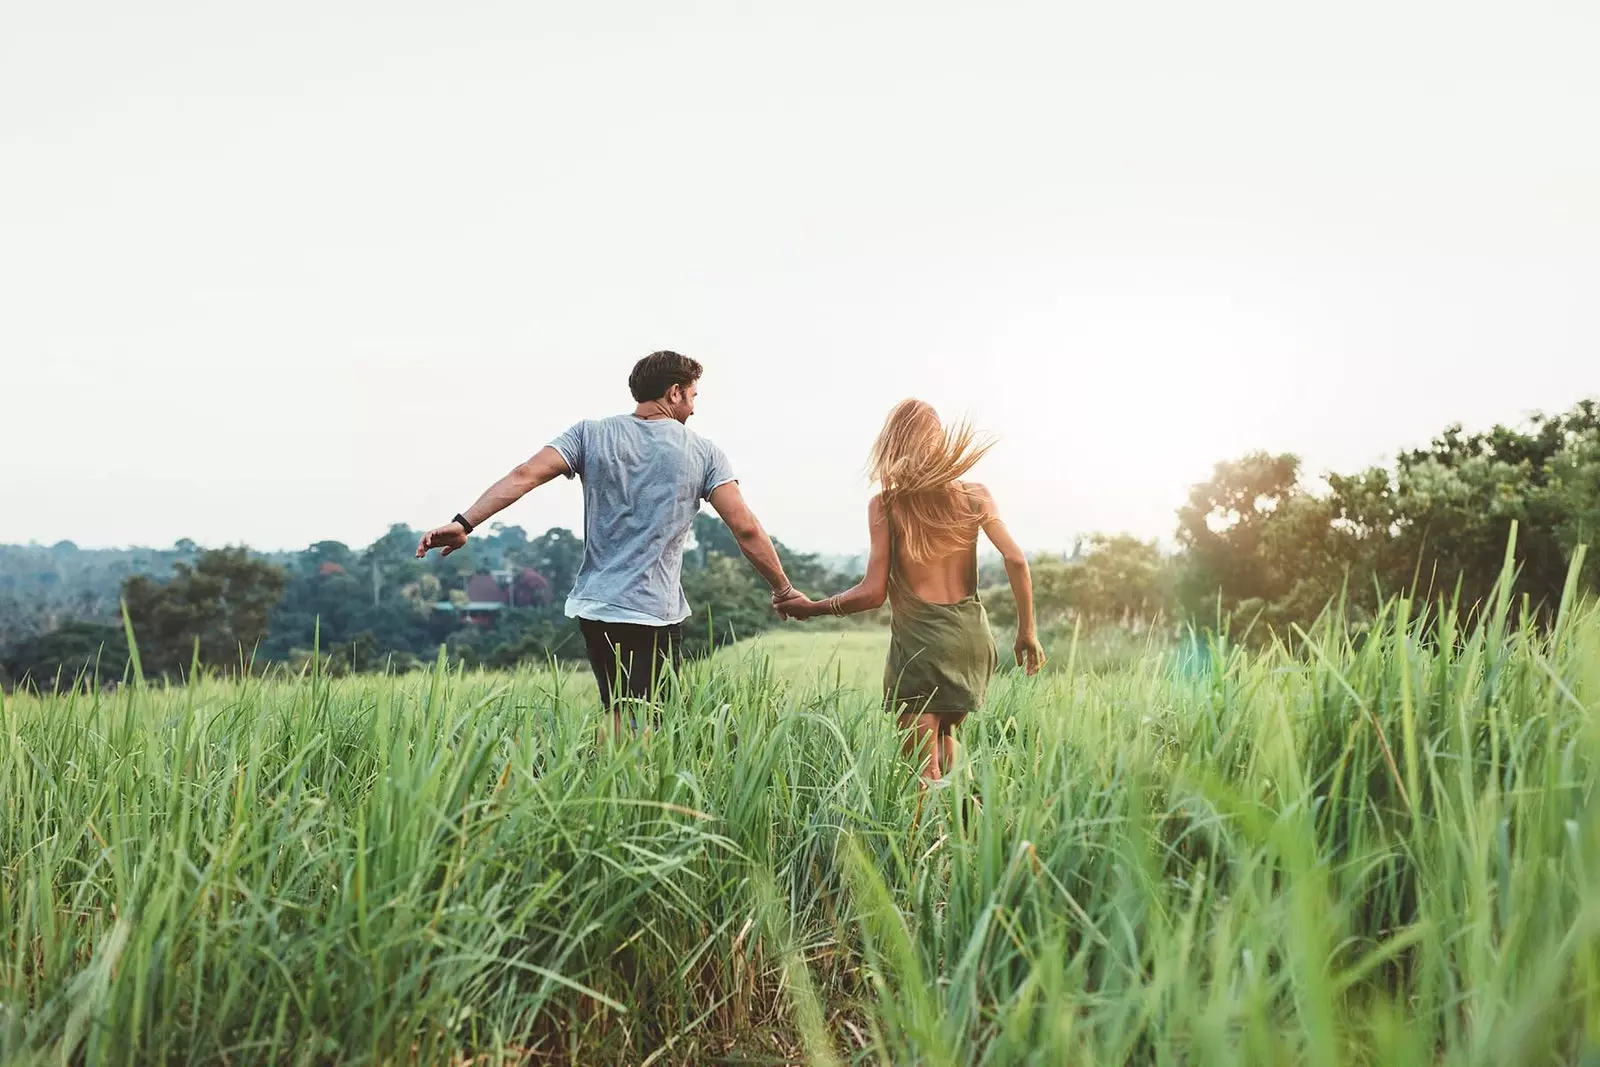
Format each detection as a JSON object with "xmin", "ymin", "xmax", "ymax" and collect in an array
[
  {"xmin": 416, "ymin": 446, "xmax": 572, "ymax": 557},
  {"xmin": 706, "ymin": 482, "xmax": 795, "ymax": 596}
]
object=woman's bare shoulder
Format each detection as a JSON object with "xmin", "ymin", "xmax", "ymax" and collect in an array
[{"xmin": 956, "ymin": 481, "xmax": 997, "ymax": 515}]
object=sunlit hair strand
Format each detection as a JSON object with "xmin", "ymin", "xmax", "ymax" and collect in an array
[{"xmin": 868, "ymin": 399, "xmax": 995, "ymax": 565}]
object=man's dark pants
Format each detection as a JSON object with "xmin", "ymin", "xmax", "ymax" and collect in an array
[{"xmin": 578, "ymin": 618, "xmax": 683, "ymax": 724}]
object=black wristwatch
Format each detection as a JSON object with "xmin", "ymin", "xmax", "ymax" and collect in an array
[{"xmin": 452, "ymin": 512, "xmax": 475, "ymax": 534}]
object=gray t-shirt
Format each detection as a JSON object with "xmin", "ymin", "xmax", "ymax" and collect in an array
[{"xmin": 549, "ymin": 415, "xmax": 736, "ymax": 624}]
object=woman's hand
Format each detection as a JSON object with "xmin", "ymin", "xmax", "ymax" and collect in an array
[{"xmin": 1014, "ymin": 632, "xmax": 1046, "ymax": 675}]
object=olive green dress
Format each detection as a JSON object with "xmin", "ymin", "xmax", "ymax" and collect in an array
[{"xmin": 883, "ymin": 517, "xmax": 1000, "ymax": 717}]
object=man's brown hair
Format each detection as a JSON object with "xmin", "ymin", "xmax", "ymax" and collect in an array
[{"xmin": 628, "ymin": 351, "xmax": 703, "ymax": 403}]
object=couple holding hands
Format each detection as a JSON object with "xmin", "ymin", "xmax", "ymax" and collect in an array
[{"xmin": 417, "ymin": 351, "xmax": 1042, "ymax": 781}]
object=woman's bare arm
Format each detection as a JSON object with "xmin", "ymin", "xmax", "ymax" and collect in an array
[
  {"xmin": 973, "ymin": 484, "xmax": 1045, "ymax": 674},
  {"xmin": 778, "ymin": 497, "xmax": 890, "ymax": 619}
]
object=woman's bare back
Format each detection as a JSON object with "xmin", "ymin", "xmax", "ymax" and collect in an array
[
  {"xmin": 891, "ymin": 482, "xmax": 984, "ymax": 605},
  {"xmin": 894, "ymin": 537, "xmax": 979, "ymax": 604}
]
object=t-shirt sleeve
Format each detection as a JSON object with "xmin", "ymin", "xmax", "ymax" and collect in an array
[
  {"xmin": 702, "ymin": 441, "xmax": 737, "ymax": 500},
  {"xmin": 548, "ymin": 421, "xmax": 586, "ymax": 479}
]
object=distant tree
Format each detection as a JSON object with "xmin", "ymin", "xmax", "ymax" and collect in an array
[
  {"xmin": 1070, "ymin": 534, "xmax": 1176, "ymax": 624},
  {"xmin": 1, "ymin": 621, "xmax": 128, "ymax": 691},
  {"xmin": 361, "ymin": 523, "xmax": 428, "ymax": 608},
  {"xmin": 513, "ymin": 567, "xmax": 554, "ymax": 607},
  {"xmin": 1383, "ymin": 402, "xmax": 1598, "ymax": 610},
  {"xmin": 365, "ymin": 524, "xmax": 423, "ymax": 567},
  {"xmin": 454, "ymin": 609, "xmax": 575, "ymax": 669},
  {"xmin": 301, "ymin": 541, "xmax": 357, "ymax": 573},
  {"xmin": 690, "ymin": 512, "xmax": 844, "ymax": 597},
  {"xmin": 1027, "ymin": 556, "xmax": 1076, "ymax": 623},
  {"xmin": 1550, "ymin": 417, "xmax": 1600, "ymax": 590},
  {"xmin": 262, "ymin": 554, "xmax": 373, "ymax": 658},
  {"xmin": 122, "ymin": 547, "xmax": 287, "ymax": 677},
  {"xmin": 1176, "ymin": 451, "xmax": 1303, "ymax": 613},
  {"xmin": 400, "ymin": 573, "xmax": 443, "ymax": 611},
  {"xmin": 4, "ymin": 513, "xmax": 865, "ymax": 680},
  {"xmin": 1178, "ymin": 400, "xmax": 1600, "ymax": 635},
  {"xmin": 486, "ymin": 523, "xmax": 532, "ymax": 568},
  {"xmin": 680, "ymin": 553, "xmax": 777, "ymax": 651},
  {"xmin": 0, "ymin": 593, "xmax": 52, "ymax": 650},
  {"xmin": 528, "ymin": 528, "xmax": 585, "ymax": 598},
  {"xmin": 983, "ymin": 538, "xmax": 1175, "ymax": 633},
  {"xmin": 691, "ymin": 513, "xmax": 743, "ymax": 566}
]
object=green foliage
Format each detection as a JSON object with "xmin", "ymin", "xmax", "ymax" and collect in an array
[
  {"xmin": 1177, "ymin": 450, "xmax": 1309, "ymax": 610},
  {"xmin": 7, "ymin": 397, "xmax": 1596, "ymax": 681},
  {"xmin": 443, "ymin": 608, "xmax": 579, "ymax": 670},
  {"xmin": 1180, "ymin": 399, "xmax": 1600, "ymax": 633},
  {"xmin": 0, "ymin": 513, "xmax": 863, "ymax": 688},
  {"xmin": 2, "ymin": 569, "xmax": 1596, "ymax": 1063},
  {"xmin": 983, "ymin": 535, "xmax": 1177, "ymax": 632},
  {"xmin": 0, "ymin": 621, "xmax": 128, "ymax": 691},
  {"xmin": 121, "ymin": 547, "xmax": 287, "ymax": 679},
  {"xmin": 681, "ymin": 513, "xmax": 856, "ymax": 652},
  {"xmin": 513, "ymin": 525, "xmax": 586, "ymax": 596},
  {"xmin": 1058, "ymin": 533, "xmax": 1177, "ymax": 624},
  {"xmin": 0, "ymin": 540, "xmax": 207, "ymax": 650},
  {"xmin": 681, "ymin": 552, "xmax": 778, "ymax": 649}
]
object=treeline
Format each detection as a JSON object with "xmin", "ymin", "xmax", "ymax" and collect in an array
[
  {"xmin": 3, "ymin": 399, "xmax": 1596, "ymax": 689},
  {"xmin": 979, "ymin": 398, "xmax": 1600, "ymax": 637},
  {"xmin": 0, "ymin": 515, "xmax": 850, "ymax": 688}
]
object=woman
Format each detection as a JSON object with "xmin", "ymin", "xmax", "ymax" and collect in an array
[{"xmin": 780, "ymin": 400, "xmax": 1044, "ymax": 782}]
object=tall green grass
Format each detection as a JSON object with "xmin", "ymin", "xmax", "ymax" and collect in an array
[{"xmin": 3, "ymin": 563, "xmax": 1597, "ymax": 1064}]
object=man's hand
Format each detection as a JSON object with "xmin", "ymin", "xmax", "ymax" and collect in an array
[
  {"xmin": 773, "ymin": 588, "xmax": 813, "ymax": 620},
  {"xmin": 416, "ymin": 522, "xmax": 469, "ymax": 558},
  {"xmin": 1014, "ymin": 632, "xmax": 1046, "ymax": 676}
]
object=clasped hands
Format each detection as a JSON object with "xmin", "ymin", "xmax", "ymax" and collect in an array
[{"xmin": 770, "ymin": 585, "xmax": 830, "ymax": 621}]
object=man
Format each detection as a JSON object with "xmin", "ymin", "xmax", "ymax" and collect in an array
[{"xmin": 416, "ymin": 351, "xmax": 803, "ymax": 731}]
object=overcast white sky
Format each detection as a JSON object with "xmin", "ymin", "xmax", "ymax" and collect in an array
[{"xmin": 2, "ymin": 1, "xmax": 1596, "ymax": 555}]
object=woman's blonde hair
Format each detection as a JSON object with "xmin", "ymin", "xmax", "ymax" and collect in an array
[{"xmin": 868, "ymin": 399, "xmax": 995, "ymax": 564}]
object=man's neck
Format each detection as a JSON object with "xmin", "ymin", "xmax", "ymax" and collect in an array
[{"xmin": 633, "ymin": 402, "xmax": 679, "ymax": 422}]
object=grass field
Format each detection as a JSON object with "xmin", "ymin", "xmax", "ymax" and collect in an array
[
  {"xmin": 4, "ymin": 573, "xmax": 1599, "ymax": 1065},
  {"xmin": 713, "ymin": 628, "xmax": 890, "ymax": 691}
]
